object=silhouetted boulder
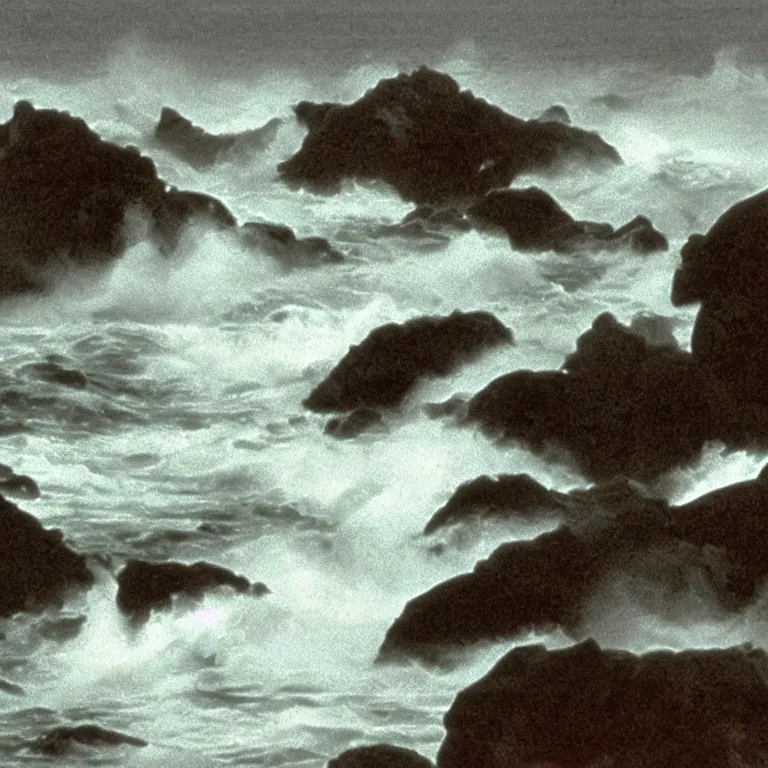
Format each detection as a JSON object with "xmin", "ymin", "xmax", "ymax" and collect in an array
[
  {"xmin": 438, "ymin": 640, "xmax": 768, "ymax": 767},
  {"xmin": 153, "ymin": 106, "xmax": 281, "ymax": 168},
  {"xmin": 0, "ymin": 101, "xmax": 336, "ymax": 297},
  {"xmin": 33, "ymin": 724, "xmax": 147, "ymax": 755},
  {"xmin": 465, "ymin": 312, "xmax": 709, "ymax": 482},
  {"xmin": 0, "ymin": 495, "xmax": 93, "ymax": 617},
  {"xmin": 423, "ymin": 473, "xmax": 571, "ymax": 535},
  {"xmin": 116, "ymin": 559, "xmax": 269, "ymax": 623},
  {"xmin": 536, "ymin": 104, "xmax": 572, "ymax": 124},
  {"xmin": 671, "ymin": 189, "xmax": 768, "ymax": 443},
  {"xmin": 304, "ymin": 310, "xmax": 513, "ymax": 413},
  {"xmin": 279, "ymin": 67, "xmax": 621, "ymax": 204},
  {"xmin": 379, "ymin": 481, "xmax": 711, "ymax": 664},
  {"xmin": 327, "ymin": 744, "xmax": 433, "ymax": 768},
  {"xmin": 467, "ymin": 188, "xmax": 667, "ymax": 254}
]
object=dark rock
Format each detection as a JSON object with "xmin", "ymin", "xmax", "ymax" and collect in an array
[
  {"xmin": 422, "ymin": 473, "xmax": 571, "ymax": 535},
  {"xmin": 304, "ymin": 310, "xmax": 513, "ymax": 413},
  {"xmin": 37, "ymin": 614, "xmax": 87, "ymax": 642},
  {"xmin": 423, "ymin": 395, "xmax": 469, "ymax": 420},
  {"xmin": 116, "ymin": 559, "xmax": 269, "ymax": 623},
  {"xmin": 535, "ymin": 104, "xmax": 571, "ymax": 124},
  {"xmin": 279, "ymin": 67, "xmax": 621, "ymax": 205},
  {"xmin": 33, "ymin": 724, "xmax": 148, "ymax": 755},
  {"xmin": 671, "ymin": 189, "xmax": 768, "ymax": 443},
  {"xmin": 467, "ymin": 188, "xmax": 668, "ymax": 254},
  {"xmin": 0, "ymin": 463, "xmax": 40, "ymax": 500},
  {"xmin": 327, "ymin": 744, "xmax": 433, "ymax": 768},
  {"xmin": 0, "ymin": 495, "xmax": 93, "ymax": 617},
  {"xmin": 0, "ymin": 101, "xmax": 338, "ymax": 296},
  {"xmin": 0, "ymin": 101, "xmax": 232, "ymax": 295},
  {"xmin": 324, "ymin": 408, "xmax": 385, "ymax": 439},
  {"xmin": 240, "ymin": 221, "xmax": 344, "ymax": 268},
  {"xmin": 465, "ymin": 312, "xmax": 709, "ymax": 482},
  {"xmin": 379, "ymin": 476, "xmax": 756, "ymax": 665},
  {"xmin": 438, "ymin": 639, "xmax": 768, "ymax": 767},
  {"xmin": 628, "ymin": 311, "xmax": 680, "ymax": 349},
  {"xmin": 153, "ymin": 106, "xmax": 281, "ymax": 169}
]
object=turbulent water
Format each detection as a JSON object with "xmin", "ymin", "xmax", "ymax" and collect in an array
[{"xmin": 2, "ymin": 1, "xmax": 768, "ymax": 765}]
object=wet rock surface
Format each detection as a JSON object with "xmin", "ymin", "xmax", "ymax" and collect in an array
[
  {"xmin": 279, "ymin": 67, "xmax": 621, "ymax": 204},
  {"xmin": 116, "ymin": 558, "xmax": 269, "ymax": 623},
  {"xmin": 153, "ymin": 106, "xmax": 281, "ymax": 168},
  {"xmin": 465, "ymin": 312, "xmax": 708, "ymax": 482},
  {"xmin": 438, "ymin": 639, "xmax": 768, "ymax": 768},
  {"xmin": 304, "ymin": 310, "xmax": 513, "ymax": 413},
  {"xmin": 0, "ymin": 495, "xmax": 93, "ymax": 617}
]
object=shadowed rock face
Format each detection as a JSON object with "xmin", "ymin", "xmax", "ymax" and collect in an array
[
  {"xmin": 304, "ymin": 310, "xmax": 514, "ymax": 413},
  {"xmin": 0, "ymin": 101, "xmax": 342, "ymax": 298},
  {"xmin": 279, "ymin": 67, "xmax": 621, "ymax": 204},
  {"xmin": 671, "ymin": 189, "xmax": 768, "ymax": 443},
  {"xmin": 327, "ymin": 744, "xmax": 433, "ymax": 768},
  {"xmin": 153, "ymin": 107, "xmax": 281, "ymax": 169},
  {"xmin": 468, "ymin": 188, "xmax": 667, "ymax": 254},
  {"xmin": 465, "ymin": 312, "xmax": 709, "ymax": 482},
  {"xmin": 438, "ymin": 639, "xmax": 768, "ymax": 768},
  {"xmin": 116, "ymin": 559, "xmax": 269, "ymax": 623},
  {"xmin": 0, "ymin": 495, "xmax": 93, "ymax": 617},
  {"xmin": 32, "ymin": 724, "xmax": 148, "ymax": 755},
  {"xmin": 380, "ymin": 469, "xmax": 768, "ymax": 666}
]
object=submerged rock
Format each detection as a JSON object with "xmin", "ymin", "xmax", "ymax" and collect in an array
[
  {"xmin": 116, "ymin": 559, "xmax": 269, "ymax": 623},
  {"xmin": 304, "ymin": 310, "xmax": 513, "ymax": 413},
  {"xmin": 32, "ymin": 724, "xmax": 148, "ymax": 755},
  {"xmin": 324, "ymin": 408, "xmax": 386, "ymax": 439},
  {"xmin": 153, "ymin": 106, "xmax": 281, "ymax": 169},
  {"xmin": 240, "ymin": 221, "xmax": 345, "ymax": 268},
  {"xmin": 468, "ymin": 188, "xmax": 667, "ymax": 254},
  {"xmin": 465, "ymin": 312, "xmax": 708, "ymax": 482},
  {"xmin": 0, "ymin": 495, "xmax": 93, "ymax": 617},
  {"xmin": 671, "ymin": 188, "xmax": 768, "ymax": 443},
  {"xmin": 327, "ymin": 744, "xmax": 433, "ymax": 768},
  {"xmin": 279, "ymin": 67, "xmax": 621, "ymax": 204},
  {"xmin": 438, "ymin": 639, "xmax": 768, "ymax": 767}
]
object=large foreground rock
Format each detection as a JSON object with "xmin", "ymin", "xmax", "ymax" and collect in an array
[
  {"xmin": 465, "ymin": 312, "xmax": 708, "ymax": 482},
  {"xmin": 279, "ymin": 67, "xmax": 621, "ymax": 204},
  {"xmin": 116, "ymin": 559, "xmax": 269, "ymax": 623},
  {"xmin": 438, "ymin": 639, "xmax": 768, "ymax": 767},
  {"xmin": 671, "ymin": 188, "xmax": 768, "ymax": 443},
  {"xmin": 153, "ymin": 106, "xmax": 281, "ymax": 169},
  {"xmin": 381, "ymin": 469, "xmax": 768, "ymax": 665},
  {"xmin": 304, "ymin": 310, "xmax": 513, "ymax": 413},
  {"xmin": 0, "ymin": 495, "xmax": 93, "ymax": 617}
]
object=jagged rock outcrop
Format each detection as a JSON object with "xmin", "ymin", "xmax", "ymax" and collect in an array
[
  {"xmin": 468, "ymin": 188, "xmax": 667, "ymax": 254},
  {"xmin": 32, "ymin": 724, "xmax": 148, "ymax": 755},
  {"xmin": 153, "ymin": 106, "xmax": 281, "ymax": 168},
  {"xmin": 116, "ymin": 559, "xmax": 269, "ymax": 623},
  {"xmin": 304, "ymin": 310, "xmax": 513, "ymax": 413},
  {"xmin": 438, "ymin": 640, "xmax": 768, "ymax": 767},
  {"xmin": 279, "ymin": 67, "xmax": 621, "ymax": 204},
  {"xmin": 465, "ymin": 312, "xmax": 708, "ymax": 482}
]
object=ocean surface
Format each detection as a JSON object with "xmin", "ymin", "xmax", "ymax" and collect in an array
[{"xmin": 2, "ymin": 1, "xmax": 768, "ymax": 765}]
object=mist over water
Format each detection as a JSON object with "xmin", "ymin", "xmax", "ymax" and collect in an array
[{"xmin": 3, "ymin": 1, "xmax": 768, "ymax": 765}]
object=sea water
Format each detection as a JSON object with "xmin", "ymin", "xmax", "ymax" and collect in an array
[{"xmin": 1, "ymin": 1, "xmax": 768, "ymax": 765}]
